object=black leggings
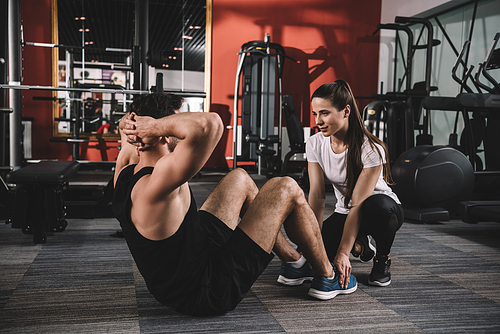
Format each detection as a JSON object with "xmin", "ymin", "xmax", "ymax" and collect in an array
[{"xmin": 321, "ymin": 194, "xmax": 404, "ymax": 261}]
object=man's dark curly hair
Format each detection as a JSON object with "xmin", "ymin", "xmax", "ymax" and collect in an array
[{"xmin": 129, "ymin": 93, "xmax": 183, "ymax": 119}]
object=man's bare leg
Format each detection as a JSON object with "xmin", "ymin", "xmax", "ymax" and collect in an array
[
  {"xmin": 274, "ymin": 232, "xmax": 302, "ymax": 263},
  {"xmin": 237, "ymin": 176, "xmax": 333, "ymax": 278},
  {"xmin": 201, "ymin": 169, "xmax": 304, "ymax": 263},
  {"xmin": 200, "ymin": 168, "xmax": 258, "ymax": 230}
]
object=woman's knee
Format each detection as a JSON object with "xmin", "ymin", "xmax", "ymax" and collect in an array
[
  {"xmin": 363, "ymin": 194, "xmax": 398, "ymax": 216},
  {"xmin": 361, "ymin": 195, "xmax": 403, "ymax": 232}
]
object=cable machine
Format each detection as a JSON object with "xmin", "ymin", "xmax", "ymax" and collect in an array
[{"xmin": 233, "ymin": 34, "xmax": 286, "ymax": 176}]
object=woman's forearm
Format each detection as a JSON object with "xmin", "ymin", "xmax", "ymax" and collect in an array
[
  {"xmin": 337, "ymin": 205, "xmax": 362, "ymax": 257},
  {"xmin": 308, "ymin": 193, "xmax": 325, "ymax": 230}
]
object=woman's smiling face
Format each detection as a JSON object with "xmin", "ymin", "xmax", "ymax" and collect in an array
[{"xmin": 311, "ymin": 97, "xmax": 349, "ymax": 137}]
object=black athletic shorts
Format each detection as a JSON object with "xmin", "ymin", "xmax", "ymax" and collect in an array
[{"xmin": 177, "ymin": 210, "xmax": 274, "ymax": 316}]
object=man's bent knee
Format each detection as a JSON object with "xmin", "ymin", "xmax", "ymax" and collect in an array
[
  {"xmin": 222, "ymin": 168, "xmax": 258, "ymax": 195},
  {"xmin": 264, "ymin": 176, "xmax": 304, "ymax": 202}
]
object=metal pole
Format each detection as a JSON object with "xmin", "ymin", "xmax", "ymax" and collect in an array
[
  {"xmin": 135, "ymin": 0, "xmax": 149, "ymax": 91},
  {"xmin": 0, "ymin": 83, "xmax": 206, "ymax": 97},
  {"xmin": 81, "ymin": 0, "xmax": 85, "ymax": 84},
  {"xmin": 1, "ymin": 0, "xmax": 8, "ymax": 167},
  {"xmin": 8, "ymin": 0, "xmax": 23, "ymax": 169}
]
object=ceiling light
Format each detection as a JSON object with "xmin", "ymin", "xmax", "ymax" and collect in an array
[{"xmin": 183, "ymin": 35, "xmax": 193, "ymax": 39}]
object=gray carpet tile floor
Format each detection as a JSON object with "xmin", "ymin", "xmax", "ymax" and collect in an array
[{"xmin": 1, "ymin": 177, "xmax": 500, "ymax": 333}]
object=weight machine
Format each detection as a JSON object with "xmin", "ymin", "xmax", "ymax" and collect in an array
[{"xmin": 232, "ymin": 35, "xmax": 288, "ymax": 176}]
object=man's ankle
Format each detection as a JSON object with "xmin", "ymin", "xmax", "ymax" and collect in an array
[{"xmin": 287, "ymin": 255, "xmax": 307, "ymax": 268}]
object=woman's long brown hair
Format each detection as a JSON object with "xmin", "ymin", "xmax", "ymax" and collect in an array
[{"xmin": 311, "ymin": 80, "xmax": 393, "ymax": 208}]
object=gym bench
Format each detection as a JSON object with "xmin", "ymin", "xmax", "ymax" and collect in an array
[{"xmin": 6, "ymin": 161, "xmax": 80, "ymax": 244}]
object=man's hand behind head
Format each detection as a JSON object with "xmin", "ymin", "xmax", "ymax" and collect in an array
[{"xmin": 122, "ymin": 113, "xmax": 162, "ymax": 150}]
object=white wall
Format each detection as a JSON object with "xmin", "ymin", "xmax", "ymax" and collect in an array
[
  {"xmin": 150, "ymin": 68, "xmax": 205, "ymax": 92},
  {"xmin": 380, "ymin": 0, "xmax": 451, "ymax": 23},
  {"xmin": 378, "ymin": 0, "xmax": 451, "ymax": 94},
  {"xmin": 379, "ymin": 0, "xmax": 500, "ymax": 151}
]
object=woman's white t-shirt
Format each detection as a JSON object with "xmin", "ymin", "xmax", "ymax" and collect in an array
[{"xmin": 306, "ymin": 132, "xmax": 400, "ymax": 214}]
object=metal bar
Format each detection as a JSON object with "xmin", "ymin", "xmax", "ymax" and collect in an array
[
  {"xmin": 375, "ymin": 24, "xmax": 413, "ymax": 93},
  {"xmin": 233, "ymin": 50, "xmax": 246, "ymax": 169},
  {"xmin": 396, "ymin": 17, "xmax": 434, "ymax": 94},
  {"xmin": 133, "ymin": 45, "xmax": 141, "ymax": 93},
  {"xmin": 23, "ymin": 42, "xmax": 132, "ymax": 54},
  {"xmin": 0, "ymin": 0, "xmax": 8, "ymax": 167},
  {"xmin": 393, "ymin": 31, "xmax": 399, "ymax": 92},
  {"xmin": 23, "ymin": 42, "xmax": 57, "ymax": 48},
  {"xmin": 8, "ymin": 0, "xmax": 23, "ymax": 169},
  {"xmin": 0, "ymin": 84, "xmax": 206, "ymax": 98},
  {"xmin": 277, "ymin": 54, "xmax": 283, "ymax": 169},
  {"xmin": 104, "ymin": 47, "xmax": 132, "ymax": 53},
  {"xmin": 135, "ymin": 0, "xmax": 148, "ymax": 91},
  {"xmin": 461, "ymin": 0, "xmax": 478, "ymax": 93},
  {"xmin": 72, "ymin": 61, "xmax": 132, "ymax": 71},
  {"xmin": 434, "ymin": 17, "xmax": 460, "ymax": 59},
  {"xmin": 396, "ymin": 32, "xmax": 408, "ymax": 92}
]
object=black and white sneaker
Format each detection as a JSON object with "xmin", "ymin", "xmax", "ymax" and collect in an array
[
  {"xmin": 368, "ymin": 255, "xmax": 391, "ymax": 287},
  {"xmin": 351, "ymin": 235, "xmax": 376, "ymax": 263}
]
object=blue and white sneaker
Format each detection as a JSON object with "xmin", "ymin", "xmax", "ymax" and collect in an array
[
  {"xmin": 277, "ymin": 261, "xmax": 315, "ymax": 286},
  {"xmin": 308, "ymin": 267, "xmax": 358, "ymax": 300}
]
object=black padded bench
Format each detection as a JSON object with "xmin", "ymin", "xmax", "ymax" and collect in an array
[
  {"xmin": 459, "ymin": 200, "xmax": 500, "ymax": 224},
  {"xmin": 6, "ymin": 161, "xmax": 80, "ymax": 244}
]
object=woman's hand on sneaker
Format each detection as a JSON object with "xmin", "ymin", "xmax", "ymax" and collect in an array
[{"xmin": 333, "ymin": 253, "xmax": 352, "ymax": 289}]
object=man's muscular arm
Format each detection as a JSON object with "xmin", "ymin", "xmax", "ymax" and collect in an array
[
  {"xmin": 114, "ymin": 112, "xmax": 139, "ymax": 185},
  {"xmin": 123, "ymin": 111, "xmax": 223, "ymax": 192}
]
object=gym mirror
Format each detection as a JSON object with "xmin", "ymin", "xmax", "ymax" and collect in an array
[{"xmin": 51, "ymin": 0, "xmax": 210, "ymax": 139}]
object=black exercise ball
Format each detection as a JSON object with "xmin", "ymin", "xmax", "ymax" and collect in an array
[{"xmin": 391, "ymin": 145, "xmax": 474, "ymax": 214}]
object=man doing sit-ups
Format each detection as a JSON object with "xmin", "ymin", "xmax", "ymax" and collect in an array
[{"xmin": 113, "ymin": 93, "xmax": 357, "ymax": 316}]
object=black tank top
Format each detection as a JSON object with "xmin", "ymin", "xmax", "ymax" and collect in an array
[{"xmin": 112, "ymin": 164, "xmax": 208, "ymax": 308}]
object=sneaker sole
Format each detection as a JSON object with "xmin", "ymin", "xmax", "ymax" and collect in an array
[
  {"xmin": 368, "ymin": 279, "xmax": 391, "ymax": 287},
  {"xmin": 277, "ymin": 275, "xmax": 314, "ymax": 286},
  {"xmin": 307, "ymin": 282, "xmax": 358, "ymax": 300}
]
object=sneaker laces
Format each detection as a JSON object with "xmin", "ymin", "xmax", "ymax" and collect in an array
[{"xmin": 373, "ymin": 256, "xmax": 391, "ymax": 275}]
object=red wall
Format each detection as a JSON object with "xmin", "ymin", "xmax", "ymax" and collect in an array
[
  {"xmin": 20, "ymin": 0, "xmax": 69, "ymax": 161},
  {"xmin": 20, "ymin": 0, "xmax": 119, "ymax": 162},
  {"xmin": 208, "ymin": 0, "xmax": 381, "ymax": 168}
]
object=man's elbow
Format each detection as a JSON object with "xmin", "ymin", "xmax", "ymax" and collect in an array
[{"xmin": 203, "ymin": 112, "xmax": 224, "ymax": 139}]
